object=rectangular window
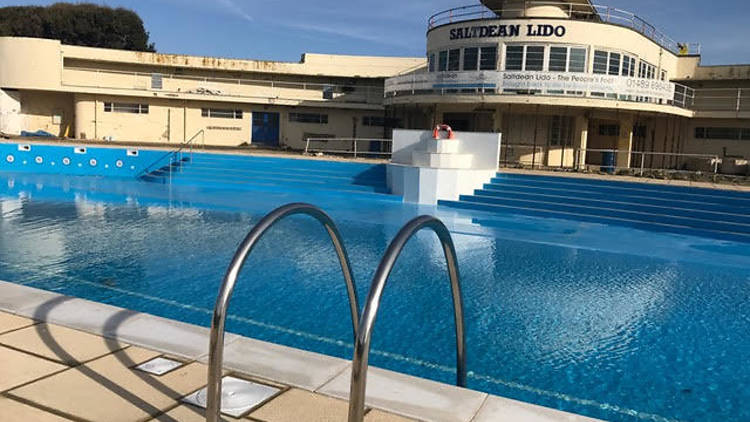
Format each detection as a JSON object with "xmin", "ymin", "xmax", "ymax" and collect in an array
[
  {"xmin": 289, "ymin": 112, "xmax": 328, "ymax": 124},
  {"xmin": 479, "ymin": 46, "xmax": 497, "ymax": 70},
  {"xmin": 104, "ymin": 102, "xmax": 148, "ymax": 114},
  {"xmin": 608, "ymin": 52, "xmax": 621, "ymax": 76},
  {"xmin": 505, "ymin": 46, "xmax": 523, "ymax": 71},
  {"xmin": 201, "ymin": 108, "xmax": 242, "ymax": 119},
  {"xmin": 593, "ymin": 50, "xmax": 608, "ymax": 74},
  {"xmin": 428, "ymin": 54, "xmax": 435, "ymax": 72},
  {"xmin": 569, "ymin": 48, "xmax": 587, "ymax": 72},
  {"xmin": 705, "ymin": 127, "xmax": 741, "ymax": 140},
  {"xmin": 598, "ymin": 124, "xmax": 620, "ymax": 136},
  {"xmin": 362, "ymin": 116, "xmax": 385, "ymax": 126},
  {"xmin": 622, "ymin": 55, "xmax": 632, "ymax": 77},
  {"xmin": 448, "ymin": 49, "xmax": 461, "ymax": 71},
  {"xmin": 525, "ymin": 46, "xmax": 545, "ymax": 71},
  {"xmin": 463, "ymin": 47, "xmax": 478, "ymax": 71},
  {"xmin": 549, "ymin": 116, "xmax": 573, "ymax": 146},
  {"xmin": 695, "ymin": 127, "xmax": 706, "ymax": 139},
  {"xmin": 549, "ymin": 47, "xmax": 568, "ymax": 72},
  {"xmin": 438, "ymin": 50, "xmax": 448, "ymax": 72}
]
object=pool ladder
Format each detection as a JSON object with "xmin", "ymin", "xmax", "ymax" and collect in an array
[{"xmin": 205, "ymin": 203, "xmax": 466, "ymax": 422}]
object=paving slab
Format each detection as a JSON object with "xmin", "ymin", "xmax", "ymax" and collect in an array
[
  {"xmin": 8, "ymin": 346, "xmax": 208, "ymax": 422},
  {"xmin": 115, "ymin": 313, "xmax": 237, "ymax": 360},
  {"xmin": 0, "ymin": 396, "xmax": 74, "ymax": 421},
  {"xmin": 472, "ymin": 395, "xmax": 603, "ymax": 422},
  {"xmin": 0, "ymin": 312, "xmax": 37, "ymax": 334},
  {"xmin": 250, "ymin": 388, "xmax": 349, "ymax": 422},
  {"xmin": 207, "ymin": 335, "xmax": 350, "ymax": 391},
  {"xmin": 318, "ymin": 366, "xmax": 487, "ymax": 422},
  {"xmin": 365, "ymin": 409, "xmax": 418, "ymax": 422},
  {"xmin": 0, "ymin": 323, "xmax": 128, "ymax": 365},
  {"xmin": 148, "ymin": 403, "xmax": 247, "ymax": 421},
  {"xmin": 0, "ymin": 345, "xmax": 68, "ymax": 392},
  {"xmin": 0, "ymin": 281, "xmax": 70, "ymax": 315},
  {"xmin": 16, "ymin": 297, "xmax": 140, "ymax": 337}
]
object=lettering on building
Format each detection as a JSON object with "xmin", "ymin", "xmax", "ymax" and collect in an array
[{"xmin": 449, "ymin": 24, "xmax": 566, "ymax": 40}]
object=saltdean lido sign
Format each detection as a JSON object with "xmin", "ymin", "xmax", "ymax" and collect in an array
[
  {"xmin": 386, "ymin": 71, "xmax": 676, "ymax": 101},
  {"xmin": 449, "ymin": 24, "xmax": 566, "ymax": 40}
]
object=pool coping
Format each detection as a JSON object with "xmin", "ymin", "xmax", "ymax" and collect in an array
[{"xmin": 0, "ymin": 280, "xmax": 602, "ymax": 422}]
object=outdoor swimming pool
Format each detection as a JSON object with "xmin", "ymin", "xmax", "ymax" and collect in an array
[{"xmin": 0, "ymin": 170, "xmax": 748, "ymax": 422}]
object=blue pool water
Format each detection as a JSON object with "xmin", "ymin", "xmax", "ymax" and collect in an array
[{"xmin": 0, "ymin": 171, "xmax": 748, "ymax": 422}]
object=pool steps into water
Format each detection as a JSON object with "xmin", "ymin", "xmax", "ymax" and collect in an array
[
  {"xmin": 140, "ymin": 153, "xmax": 399, "ymax": 201},
  {"xmin": 439, "ymin": 173, "xmax": 750, "ymax": 242}
]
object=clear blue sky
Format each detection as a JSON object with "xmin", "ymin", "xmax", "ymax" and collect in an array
[{"xmin": 1, "ymin": 0, "xmax": 748, "ymax": 65}]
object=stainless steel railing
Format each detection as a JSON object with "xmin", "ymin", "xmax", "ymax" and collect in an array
[
  {"xmin": 304, "ymin": 138, "xmax": 393, "ymax": 159},
  {"xmin": 206, "ymin": 203, "xmax": 360, "ymax": 422},
  {"xmin": 427, "ymin": 2, "xmax": 700, "ymax": 56},
  {"xmin": 137, "ymin": 129, "xmax": 205, "ymax": 179},
  {"xmin": 347, "ymin": 215, "xmax": 466, "ymax": 422}
]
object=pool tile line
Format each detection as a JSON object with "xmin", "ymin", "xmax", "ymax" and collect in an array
[{"xmin": 0, "ymin": 280, "xmax": 604, "ymax": 421}]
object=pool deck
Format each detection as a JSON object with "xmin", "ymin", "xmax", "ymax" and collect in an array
[{"xmin": 0, "ymin": 280, "xmax": 601, "ymax": 422}]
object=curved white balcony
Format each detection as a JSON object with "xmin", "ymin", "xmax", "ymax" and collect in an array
[{"xmin": 384, "ymin": 70, "xmax": 695, "ymax": 109}]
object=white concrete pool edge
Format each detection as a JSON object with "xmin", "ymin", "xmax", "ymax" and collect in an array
[{"xmin": 0, "ymin": 280, "xmax": 601, "ymax": 422}]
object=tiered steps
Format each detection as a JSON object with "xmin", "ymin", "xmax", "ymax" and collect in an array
[
  {"xmin": 140, "ymin": 153, "xmax": 399, "ymax": 201},
  {"xmin": 439, "ymin": 173, "xmax": 750, "ymax": 242}
]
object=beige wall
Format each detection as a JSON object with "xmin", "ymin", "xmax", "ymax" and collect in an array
[
  {"xmin": 0, "ymin": 38, "xmax": 62, "ymax": 90},
  {"xmin": 21, "ymin": 91, "xmax": 74, "ymax": 137}
]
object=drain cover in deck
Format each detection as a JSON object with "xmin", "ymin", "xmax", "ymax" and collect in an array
[
  {"xmin": 182, "ymin": 376, "xmax": 280, "ymax": 417},
  {"xmin": 135, "ymin": 357, "xmax": 185, "ymax": 376}
]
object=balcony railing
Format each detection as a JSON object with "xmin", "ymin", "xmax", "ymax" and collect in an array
[
  {"xmin": 385, "ymin": 70, "xmax": 695, "ymax": 109},
  {"xmin": 428, "ymin": 2, "xmax": 700, "ymax": 56},
  {"xmin": 61, "ymin": 66, "xmax": 384, "ymax": 106},
  {"xmin": 691, "ymin": 88, "xmax": 750, "ymax": 113}
]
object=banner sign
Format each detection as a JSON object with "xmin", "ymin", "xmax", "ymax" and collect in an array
[{"xmin": 385, "ymin": 71, "xmax": 676, "ymax": 101}]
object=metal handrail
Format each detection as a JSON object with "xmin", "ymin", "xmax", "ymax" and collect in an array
[
  {"xmin": 137, "ymin": 129, "xmax": 204, "ymax": 178},
  {"xmin": 206, "ymin": 203, "xmax": 360, "ymax": 422},
  {"xmin": 347, "ymin": 215, "xmax": 466, "ymax": 422},
  {"xmin": 304, "ymin": 138, "xmax": 393, "ymax": 159}
]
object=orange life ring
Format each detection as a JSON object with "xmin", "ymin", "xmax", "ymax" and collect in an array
[{"xmin": 433, "ymin": 124, "xmax": 455, "ymax": 140}]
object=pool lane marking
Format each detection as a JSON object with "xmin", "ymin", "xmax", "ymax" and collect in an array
[{"xmin": 0, "ymin": 264, "xmax": 683, "ymax": 422}]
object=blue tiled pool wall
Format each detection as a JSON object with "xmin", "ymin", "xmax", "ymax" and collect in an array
[{"xmin": 0, "ymin": 142, "xmax": 168, "ymax": 177}]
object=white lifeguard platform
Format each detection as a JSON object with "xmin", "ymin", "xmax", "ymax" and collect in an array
[{"xmin": 387, "ymin": 129, "xmax": 502, "ymax": 204}]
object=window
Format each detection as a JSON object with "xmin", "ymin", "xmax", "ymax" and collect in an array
[
  {"xmin": 504, "ymin": 46, "xmax": 523, "ymax": 71},
  {"xmin": 479, "ymin": 46, "xmax": 497, "ymax": 70},
  {"xmin": 525, "ymin": 46, "xmax": 544, "ymax": 71},
  {"xmin": 593, "ymin": 50, "xmax": 609, "ymax": 74},
  {"xmin": 447, "ymin": 49, "xmax": 461, "ymax": 71},
  {"xmin": 505, "ymin": 45, "xmax": 544, "ymax": 71},
  {"xmin": 622, "ymin": 55, "xmax": 636, "ymax": 77},
  {"xmin": 569, "ymin": 48, "xmax": 587, "ymax": 72},
  {"xmin": 549, "ymin": 47, "xmax": 587, "ymax": 73},
  {"xmin": 608, "ymin": 52, "xmax": 621, "ymax": 76},
  {"xmin": 428, "ymin": 54, "xmax": 435, "ymax": 72},
  {"xmin": 201, "ymin": 108, "xmax": 243, "ymax": 119},
  {"xmin": 695, "ymin": 127, "xmax": 750, "ymax": 140},
  {"xmin": 549, "ymin": 47, "xmax": 568, "ymax": 72},
  {"xmin": 104, "ymin": 103, "xmax": 148, "ymax": 114},
  {"xmin": 598, "ymin": 124, "xmax": 620, "ymax": 136},
  {"xmin": 363, "ymin": 116, "xmax": 385, "ymax": 126},
  {"xmin": 549, "ymin": 116, "xmax": 573, "ymax": 147},
  {"xmin": 289, "ymin": 112, "xmax": 328, "ymax": 124},
  {"xmin": 438, "ymin": 51, "xmax": 448, "ymax": 72},
  {"xmin": 639, "ymin": 61, "xmax": 656, "ymax": 79},
  {"xmin": 463, "ymin": 47, "xmax": 478, "ymax": 71},
  {"xmin": 151, "ymin": 73, "xmax": 163, "ymax": 90}
]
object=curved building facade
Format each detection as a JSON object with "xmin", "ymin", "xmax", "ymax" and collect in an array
[{"xmin": 385, "ymin": 0, "xmax": 747, "ymax": 173}]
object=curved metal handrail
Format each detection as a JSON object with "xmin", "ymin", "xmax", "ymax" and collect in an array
[
  {"xmin": 206, "ymin": 203, "xmax": 360, "ymax": 422},
  {"xmin": 347, "ymin": 215, "xmax": 466, "ymax": 422}
]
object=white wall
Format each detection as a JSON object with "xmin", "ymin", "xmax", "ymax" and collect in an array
[{"xmin": 0, "ymin": 89, "xmax": 23, "ymax": 135}]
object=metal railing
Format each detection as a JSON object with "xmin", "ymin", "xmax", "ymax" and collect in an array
[
  {"xmin": 304, "ymin": 138, "xmax": 393, "ymax": 159},
  {"xmin": 427, "ymin": 2, "xmax": 700, "ymax": 56},
  {"xmin": 206, "ymin": 203, "xmax": 360, "ymax": 422},
  {"xmin": 692, "ymin": 88, "xmax": 750, "ymax": 113},
  {"xmin": 137, "ymin": 129, "xmax": 205, "ymax": 179},
  {"xmin": 62, "ymin": 66, "xmax": 383, "ymax": 105},
  {"xmin": 574, "ymin": 148, "xmax": 721, "ymax": 175},
  {"xmin": 348, "ymin": 215, "xmax": 466, "ymax": 422}
]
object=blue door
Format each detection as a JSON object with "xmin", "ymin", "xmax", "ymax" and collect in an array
[{"xmin": 252, "ymin": 112, "xmax": 280, "ymax": 146}]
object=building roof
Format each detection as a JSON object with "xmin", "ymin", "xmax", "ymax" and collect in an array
[{"xmin": 479, "ymin": 0, "xmax": 598, "ymax": 20}]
